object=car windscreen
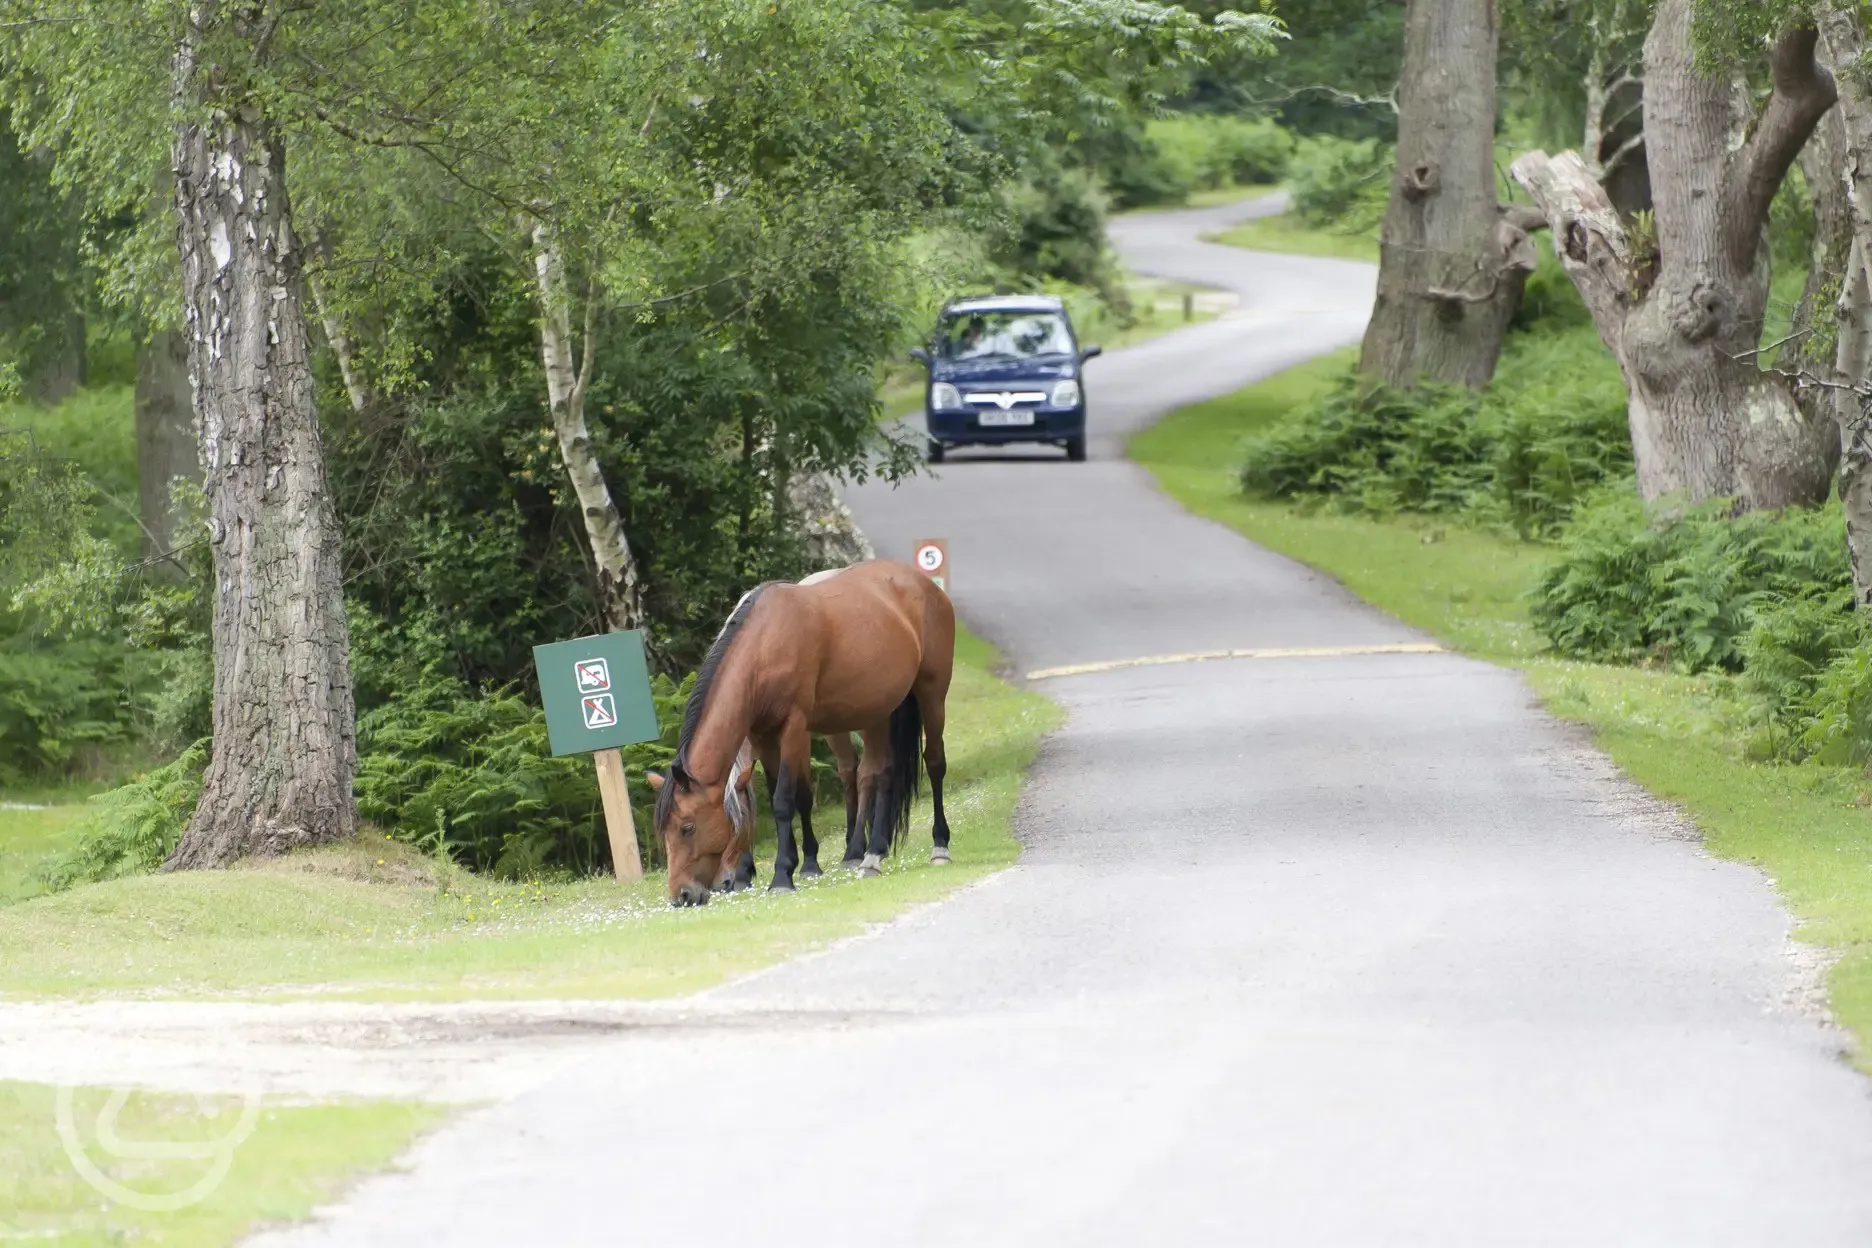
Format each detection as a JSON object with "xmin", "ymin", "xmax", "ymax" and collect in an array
[{"xmin": 936, "ymin": 311, "xmax": 1074, "ymax": 362}]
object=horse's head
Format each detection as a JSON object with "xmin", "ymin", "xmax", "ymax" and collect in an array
[{"xmin": 648, "ymin": 755, "xmax": 752, "ymax": 906}]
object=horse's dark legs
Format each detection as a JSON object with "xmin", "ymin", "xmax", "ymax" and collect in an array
[
  {"xmin": 770, "ymin": 763, "xmax": 799, "ymax": 892},
  {"xmin": 829, "ymin": 732, "xmax": 864, "ymax": 866},
  {"xmin": 733, "ymin": 849, "xmax": 756, "ymax": 890},
  {"xmin": 767, "ymin": 719, "xmax": 812, "ymax": 893},
  {"xmin": 916, "ymin": 678, "xmax": 952, "ymax": 864},
  {"xmin": 857, "ymin": 721, "xmax": 893, "ymax": 877},
  {"xmin": 796, "ymin": 773, "xmax": 822, "ymax": 879}
]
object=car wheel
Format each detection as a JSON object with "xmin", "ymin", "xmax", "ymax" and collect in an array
[
  {"xmin": 1065, "ymin": 435, "xmax": 1086, "ymax": 463},
  {"xmin": 926, "ymin": 439, "xmax": 946, "ymax": 464}
]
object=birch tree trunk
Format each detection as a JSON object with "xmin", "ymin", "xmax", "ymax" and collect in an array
[
  {"xmin": 134, "ymin": 327, "xmax": 197, "ymax": 562},
  {"xmin": 530, "ymin": 224, "xmax": 648, "ymax": 634},
  {"xmin": 1819, "ymin": 3, "xmax": 1872, "ymax": 599},
  {"xmin": 1512, "ymin": 0, "xmax": 1838, "ymax": 511},
  {"xmin": 165, "ymin": 10, "xmax": 358, "ymax": 869},
  {"xmin": 1360, "ymin": 0, "xmax": 1539, "ymax": 388}
]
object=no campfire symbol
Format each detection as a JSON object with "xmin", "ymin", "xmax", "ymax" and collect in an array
[
  {"xmin": 582, "ymin": 694, "xmax": 618, "ymax": 730},
  {"xmin": 574, "ymin": 658, "xmax": 611, "ymax": 693}
]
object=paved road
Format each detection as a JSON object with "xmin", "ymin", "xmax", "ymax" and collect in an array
[{"xmin": 265, "ymin": 196, "xmax": 1872, "ymax": 1245}]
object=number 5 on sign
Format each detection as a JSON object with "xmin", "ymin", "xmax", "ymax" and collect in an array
[
  {"xmin": 531, "ymin": 630, "xmax": 661, "ymax": 882},
  {"xmin": 914, "ymin": 539, "xmax": 948, "ymax": 594}
]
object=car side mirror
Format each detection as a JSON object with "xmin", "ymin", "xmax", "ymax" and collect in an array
[
  {"xmin": 1080, "ymin": 345, "xmax": 1103, "ymax": 362},
  {"xmin": 909, "ymin": 347, "xmax": 931, "ymax": 366}
]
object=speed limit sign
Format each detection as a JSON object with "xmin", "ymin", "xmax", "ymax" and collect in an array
[{"xmin": 913, "ymin": 539, "xmax": 948, "ymax": 593}]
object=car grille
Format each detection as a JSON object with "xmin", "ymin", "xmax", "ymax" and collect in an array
[{"xmin": 964, "ymin": 390, "xmax": 1048, "ymax": 409}]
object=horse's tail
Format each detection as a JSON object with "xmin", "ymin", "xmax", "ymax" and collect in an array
[{"xmin": 882, "ymin": 691, "xmax": 923, "ymax": 853}]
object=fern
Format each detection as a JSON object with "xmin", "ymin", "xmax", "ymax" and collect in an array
[{"xmin": 42, "ymin": 740, "xmax": 208, "ymax": 889}]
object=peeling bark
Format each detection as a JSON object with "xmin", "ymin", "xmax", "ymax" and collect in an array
[
  {"xmin": 1361, "ymin": 0, "xmax": 1537, "ymax": 388},
  {"xmin": 1512, "ymin": 1, "xmax": 1839, "ymax": 511},
  {"xmin": 530, "ymin": 223, "xmax": 648, "ymax": 634},
  {"xmin": 1819, "ymin": 4, "xmax": 1872, "ymax": 599},
  {"xmin": 165, "ymin": 7, "xmax": 357, "ymax": 868}
]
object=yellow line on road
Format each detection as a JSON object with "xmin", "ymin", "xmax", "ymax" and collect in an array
[{"xmin": 1024, "ymin": 642, "xmax": 1447, "ymax": 682}]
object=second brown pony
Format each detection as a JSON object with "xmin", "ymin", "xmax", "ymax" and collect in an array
[{"xmin": 648, "ymin": 560, "xmax": 955, "ymax": 906}]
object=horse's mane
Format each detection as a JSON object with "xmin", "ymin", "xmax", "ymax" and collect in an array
[{"xmin": 655, "ymin": 583, "xmax": 774, "ymax": 829}]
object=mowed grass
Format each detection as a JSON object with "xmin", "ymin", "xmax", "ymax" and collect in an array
[
  {"xmin": 0, "ymin": 627, "xmax": 1059, "ymax": 1001},
  {"xmin": 0, "ymin": 1081, "xmax": 441, "ymax": 1246},
  {"xmin": 1131, "ymin": 357, "xmax": 1872, "ymax": 1070},
  {"xmin": 1207, "ymin": 211, "xmax": 1380, "ymax": 263}
]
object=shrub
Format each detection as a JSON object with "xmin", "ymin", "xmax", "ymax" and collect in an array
[
  {"xmin": 0, "ymin": 640, "xmax": 146, "ymax": 782},
  {"xmin": 352, "ymin": 672, "xmax": 691, "ymax": 879},
  {"xmin": 41, "ymin": 741, "xmax": 208, "ymax": 889},
  {"xmin": 1238, "ymin": 328, "xmax": 1629, "ymax": 537},
  {"xmin": 1107, "ymin": 115, "xmax": 1296, "ymax": 209},
  {"xmin": 1530, "ymin": 493, "xmax": 1852, "ymax": 673},
  {"xmin": 1287, "ymin": 135, "xmax": 1392, "ymax": 228}
]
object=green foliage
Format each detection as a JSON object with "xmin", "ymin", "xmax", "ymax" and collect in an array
[
  {"xmin": 1531, "ymin": 493, "xmax": 1852, "ymax": 673},
  {"xmin": 41, "ymin": 741, "xmax": 207, "ymax": 889},
  {"xmin": 1175, "ymin": 0, "xmax": 1401, "ymax": 139},
  {"xmin": 1286, "ymin": 134, "xmax": 1392, "ymax": 229},
  {"xmin": 356, "ymin": 676, "xmax": 623, "ymax": 879},
  {"xmin": 1238, "ymin": 328, "xmax": 1629, "ymax": 537},
  {"xmin": 0, "ymin": 641, "xmax": 145, "ymax": 782},
  {"xmin": 1107, "ymin": 114, "xmax": 1294, "ymax": 207}
]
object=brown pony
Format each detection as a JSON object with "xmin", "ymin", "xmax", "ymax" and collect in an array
[{"xmin": 647, "ymin": 560, "xmax": 955, "ymax": 906}]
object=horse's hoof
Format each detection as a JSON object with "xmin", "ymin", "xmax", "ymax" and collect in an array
[
  {"xmin": 859, "ymin": 866, "xmax": 883, "ymax": 879},
  {"xmin": 800, "ymin": 863, "xmax": 823, "ymax": 879},
  {"xmin": 769, "ymin": 880, "xmax": 796, "ymax": 894},
  {"xmin": 931, "ymin": 848, "xmax": 951, "ymax": 866},
  {"xmin": 839, "ymin": 857, "xmax": 865, "ymax": 871},
  {"xmin": 858, "ymin": 853, "xmax": 884, "ymax": 879}
]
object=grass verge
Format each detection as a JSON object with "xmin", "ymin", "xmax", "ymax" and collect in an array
[
  {"xmin": 0, "ymin": 626, "xmax": 1059, "ymax": 1001},
  {"xmin": 1206, "ymin": 210, "xmax": 1380, "ymax": 263},
  {"xmin": 0, "ymin": 1081, "xmax": 441, "ymax": 1246},
  {"xmin": 1131, "ymin": 357, "xmax": 1872, "ymax": 1070}
]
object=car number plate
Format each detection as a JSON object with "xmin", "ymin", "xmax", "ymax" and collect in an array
[{"xmin": 978, "ymin": 410, "xmax": 1036, "ymax": 427}]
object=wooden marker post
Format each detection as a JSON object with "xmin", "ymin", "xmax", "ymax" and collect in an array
[
  {"xmin": 532, "ymin": 630, "xmax": 660, "ymax": 883},
  {"xmin": 913, "ymin": 539, "xmax": 949, "ymax": 594},
  {"xmin": 591, "ymin": 748, "xmax": 643, "ymax": 881}
]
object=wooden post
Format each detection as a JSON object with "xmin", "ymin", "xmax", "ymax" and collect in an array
[
  {"xmin": 592, "ymin": 747, "xmax": 643, "ymax": 881},
  {"xmin": 1182, "ymin": 291, "xmax": 1194, "ymax": 322}
]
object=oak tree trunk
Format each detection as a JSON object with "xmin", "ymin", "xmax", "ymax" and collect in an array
[
  {"xmin": 134, "ymin": 327, "xmax": 197, "ymax": 562},
  {"xmin": 531, "ymin": 225, "xmax": 648, "ymax": 634},
  {"xmin": 1361, "ymin": 0, "xmax": 1537, "ymax": 388},
  {"xmin": 165, "ymin": 15, "xmax": 357, "ymax": 869},
  {"xmin": 1513, "ymin": 0, "xmax": 1838, "ymax": 511}
]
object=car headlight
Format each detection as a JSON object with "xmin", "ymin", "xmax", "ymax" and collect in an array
[
  {"xmin": 930, "ymin": 382, "xmax": 963, "ymax": 412},
  {"xmin": 1051, "ymin": 379, "xmax": 1082, "ymax": 408}
]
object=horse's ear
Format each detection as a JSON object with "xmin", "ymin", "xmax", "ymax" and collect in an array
[{"xmin": 645, "ymin": 772, "xmax": 666, "ymax": 793}]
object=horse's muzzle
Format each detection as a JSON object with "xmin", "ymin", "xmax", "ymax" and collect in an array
[{"xmin": 671, "ymin": 880, "xmax": 712, "ymax": 907}]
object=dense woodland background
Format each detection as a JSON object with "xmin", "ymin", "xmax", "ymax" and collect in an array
[{"xmin": 8, "ymin": 0, "xmax": 1872, "ymax": 886}]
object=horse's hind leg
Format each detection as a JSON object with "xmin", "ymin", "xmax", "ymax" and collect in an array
[
  {"xmin": 917, "ymin": 674, "xmax": 953, "ymax": 864},
  {"xmin": 856, "ymin": 721, "xmax": 892, "ymax": 877},
  {"xmin": 828, "ymin": 732, "xmax": 863, "ymax": 866}
]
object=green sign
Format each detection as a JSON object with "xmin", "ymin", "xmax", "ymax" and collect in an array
[{"xmin": 532, "ymin": 630, "xmax": 660, "ymax": 757}]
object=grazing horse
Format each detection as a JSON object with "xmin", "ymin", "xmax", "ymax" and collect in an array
[{"xmin": 647, "ymin": 560, "xmax": 955, "ymax": 906}]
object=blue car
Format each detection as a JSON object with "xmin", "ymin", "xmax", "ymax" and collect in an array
[{"xmin": 910, "ymin": 294, "xmax": 1102, "ymax": 463}]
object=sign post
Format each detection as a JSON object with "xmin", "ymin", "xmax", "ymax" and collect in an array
[
  {"xmin": 913, "ymin": 539, "xmax": 949, "ymax": 594},
  {"xmin": 532, "ymin": 630, "xmax": 661, "ymax": 882}
]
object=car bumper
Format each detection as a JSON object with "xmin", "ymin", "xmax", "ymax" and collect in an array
[{"xmin": 926, "ymin": 407, "xmax": 1085, "ymax": 444}]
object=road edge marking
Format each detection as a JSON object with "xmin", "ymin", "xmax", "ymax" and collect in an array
[{"xmin": 1024, "ymin": 642, "xmax": 1447, "ymax": 682}]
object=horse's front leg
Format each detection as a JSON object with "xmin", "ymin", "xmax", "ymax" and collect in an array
[{"xmin": 767, "ymin": 718, "xmax": 812, "ymax": 893}]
